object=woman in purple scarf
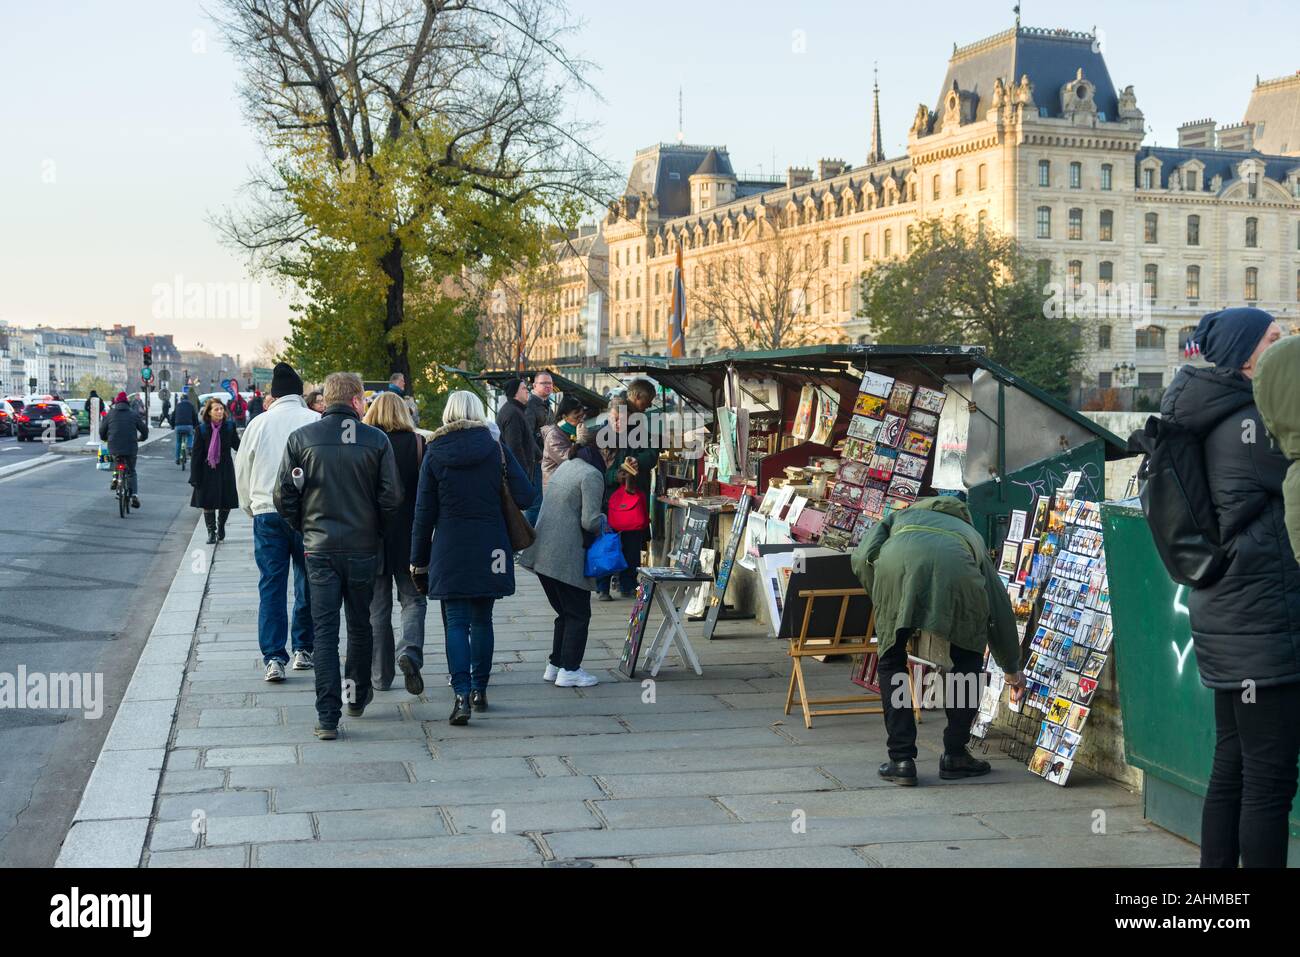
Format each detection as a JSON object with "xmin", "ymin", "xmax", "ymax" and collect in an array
[{"xmin": 190, "ymin": 398, "xmax": 241, "ymax": 544}]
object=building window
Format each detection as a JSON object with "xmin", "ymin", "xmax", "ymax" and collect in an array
[
  {"xmin": 1099, "ymin": 261, "xmax": 1114, "ymax": 294},
  {"xmin": 1188, "ymin": 214, "xmax": 1200, "ymax": 246},
  {"xmin": 906, "ymin": 225, "xmax": 915, "ymax": 251},
  {"xmin": 1036, "ymin": 206, "xmax": 1051, "ymax": 239},
  {"xmin": 1098, "ymin": 371, "xmax": 1113, "ymax": 388},
  {"xmin": 635, "ymin": 310, "xmax": 641, "ymax": 335},
  {"xmin": 1036, "ymin": 259, "xmax": 1052, "ymax": 289},
  {"xmin": 955, "ymin": 168, "xmax": 965, "ymax": 196},
  {"xmin": 1297, "ymin": 268, "xmax": 1300, "ymax": 301},
  {"xmin": 1144, "ymin": 264, "xmax": 1159, "ymax": 302},
  {"xmin": 822, "ymin": 284, "xmax": 831, "ymax": 312},
  {"xmin": 932, "ymin": 174, "xmax": 940, "ymax": 200},
  {"xmin": 1246, "ymin": 216, "xmax": 1259, "ymax": 248},
  {"xmin": 841, "ymin": 236, "xmax": 850, "ymax": 264},
  {"xmin": 1069, "ymin": 162, "xmax": 1082, "ymax": 189},
  {"xmin": 1098, "ymin": 324, "xmax": 1112, "ymax": 350},
  {"xmin": 635, "ymin": 276, "xmax": 641, "ymax": 296},
  {"xmin": 862, "ymin": 233, "xmax": 870, "ymax": 260},
  {"xmin": 1038, "ymin": 160, "xmax": 1051, "ymax": 187},
  {"xmin": 1068, "ymin": 208, "xmax": 1083, "ymax": 241},
  {"xmin": 977, "ymin": 209, "xmax": 988, "ymax": 235},
  {"xmin": 636, "ymin": 246, "xmax": 641, "ymax": 263},
  {"xmin": 1136, "ymin": 325, "xmax": 1166, "ymax": 350},
  {"xmin": 1138, "ymin": 372, "xmax": 1164, "ymax": 390},
  {"xmin": 1248, "ymin": 172, "xmax": 1259, "ymax": 199},
  {"xmin": 978, "ymin": 164, "xmax": 987, "ymax": 190},
  {"xmin": 1186, "ymin": 171, "xmax": 1198, "ymax": 192},
  {"xmin": 822, "ymin": 241, "xmax": 831, "ymax": 267},
  {"xmin": 1101, "ymin": 164, "xmax": 1113, "ymax": 191},
  {"xmin": 1099, "ymin": 209, "xmax": 1113, "ymax": 242},
  {"xmin": 1186, "ymin": 265, "xmax": 1200, "ymax": 302},
  {"xmin": 1246, "ymin": 267, "xmax": 1259, "ymax": 301},
  {"xmin": 1142, "ymin": 168, "xmax": 1154, "ymax": 190},
  {"xmin": 625, "ymin": 278, "xmax": 631, "ymax": 298},
  {"xmin": 1178, "ymin": 326, "xmax": 1198, "ymax": 353},
  {"xmin": 842, "ymin": 282, "xmax": 850, "ymax": 310},
  {"xmin": 1067, "ymin": 260, "xmax": 1083, "ymax": 290},
  {"xmin": 883, "ymin": 230, "xmax": 892, "ymax": 257},
  {"xmin": 1145, "ymin": 212, "xmax": 1158, "ymax": 244},
  {"xmin": 909, "ymin": 182, "xmax": 917, "ymax": 202}
]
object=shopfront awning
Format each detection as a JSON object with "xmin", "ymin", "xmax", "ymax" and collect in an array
[{"xmin": 442, "ymin": 366, "xmax": 609, "ymax": 415}]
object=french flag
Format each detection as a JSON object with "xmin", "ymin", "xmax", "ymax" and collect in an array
[{"xmin": 1184, "ymin": 338, "xmax": 1201, "ymax": 359}]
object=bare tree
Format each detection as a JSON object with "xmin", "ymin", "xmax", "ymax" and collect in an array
[
  {"xmin": 688, "ymin": 216, "xmax": 831, "ymax": 351},
  {"xmin": 212, "ymin": 0, "xmax": 616, "ymax": 384},
  {"xmin": 251, "ymin": 337, "xmax": 283, "ymax": 369}
]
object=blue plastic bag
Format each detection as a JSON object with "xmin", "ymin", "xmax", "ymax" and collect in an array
[{"xmin": 585, "ymin": 530, "xmax": 628, "ymax": 579}]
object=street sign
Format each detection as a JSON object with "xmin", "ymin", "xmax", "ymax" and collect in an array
[{"xmin": 252, "ymin": 366, "xmax": 274, "ymax": 385}]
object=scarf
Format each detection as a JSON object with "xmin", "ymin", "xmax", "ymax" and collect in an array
[
  {"xmin": 206, "ymin": 423, "xmax": 222, "ymax": 469},
  {"xmin": 558, "ymin": 420, "xmax": 577, "ymax": 441}
]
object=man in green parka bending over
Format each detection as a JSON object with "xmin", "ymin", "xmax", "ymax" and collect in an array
[
  {"xmin": 1254, "ymin": 335, "xmax": 1300, "ymax": 565},
  {"xmin": 851, "ymin": 496, "xmax": 1025, "ymax": 786}
]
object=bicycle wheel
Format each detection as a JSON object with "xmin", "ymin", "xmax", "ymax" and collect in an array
[{"xmin": 118, "ymin": 487, "xmax": 128, "ymax": 518}]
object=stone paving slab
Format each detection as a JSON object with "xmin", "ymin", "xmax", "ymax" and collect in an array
[{"xmin": 56, "ymin": 509, "xmax": 1194, "ymax": 867}]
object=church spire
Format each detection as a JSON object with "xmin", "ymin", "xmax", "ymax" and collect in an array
[{"xmin": 867, "ymin": 64, "xmax": 884, "ymax": 164}]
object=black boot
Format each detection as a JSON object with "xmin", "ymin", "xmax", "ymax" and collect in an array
[
  {"xmin": 940, "ymin": 750, "xmax": 991, "ymax": 780},
  {"xmin": 217, "ymin": 510, "xmax": 228, "ymax": 542},
  {"xmin": 204, "ymin": 511, "xmax": 217, "ymax": 545},
  {"xmin": 449, "ymin": 695, "xmax": 471, "ymax": 725},
  {"xmin": 878, "ymin": 758, "xmax": 918, "ymax": 787},
  {"xmin": 470, "ymin": 689, "xmax": 488, "ymax": 712}
]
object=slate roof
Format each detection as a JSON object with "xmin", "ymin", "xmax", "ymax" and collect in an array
[
  {"xmin": 1243, "ymin": 74, "xmax": 1300, "ymax": 156},
  {"xmin": 1136, "ymin": 145, "xmax": 1300, "ymax": 189},
  {"xmin": 624, "ymin": 144, "xmax": 737, "ymax": 219},
  {"xmin": 933, "ymin": 26, "xmax": 1120, "ymax": 124}
]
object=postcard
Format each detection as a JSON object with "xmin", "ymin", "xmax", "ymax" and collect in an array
[
  {"xmin": 835, "ymin": 459, "xmax": 870, "ymax": 486},
  {"xmin": 859, "ymin": 371, "xmax": 895, "ymax": 398},
  {"xmin": 1082, "ymin": 652, "xmax": 1106, "ymax": 679},
  {"xmin": 1007, "ymin": 509, "xmax": 1028, "ymax": 542},
  {"xmin": 847, "ymin": 415, "xmax": 881, "ymax": 442},
  {"xmin": 1028, "ymin": 747, "xmax": 1054, "ymax": 777},
  {"xmin": 906, "ymin": 408, "xmax": 939, "ymax": 435},
  {"xmin": 854, "ymin": 393, "xmax": 888, "ymax": 420},
  {"xmin": 901, "ymin": 430, "xmax": 934, "ymax": 457},
  {"xmin": 887, "ymin": 381, "xmax": 915, "ymax": 415},
  {"xmin": 861, "ymin": 482, "xmax": 888, "ymax": 519},
  {"xmin": 1015, "ymin": 540, "xmax": 1037, "ymax": 584},
  {"xmin": 1045, "ymin": 757, "xmax": 1073, "ymax": 786},
  {"xmin": 1075, "ymin": 675, "xmax": 1098, "ymax": 706},
  {"xmin": 912, "ymin": 385, "xmax": 946, "ymax": 414},
  {"xmin": 826, "ymin": 504, "xmax": 859, "ymax": 531},
  {"xmin": 829, "ymin": 482, "xmax": 864, "ymax": 508},
  {"xmin": 999, "ymin": 541, "xmax": 1019, "ymax": 576},
  {"xmin": 1046, "ymin": 695, "xmax": 1072, "ymax": 725},
  {"xmin": 893, "ymin": 452, "xmax": 929, "ymax": 480},
  {"xmin": 867, "ymin": 447, "xmax": 899, "ymax": 482},
  {"xmin": 841, "ymin": 437, "xmax": 875, "ymax": 463},
  {"xmin": 1066, "ymin": 703, "xmax": 1091, "ymax": 732},
  {"xmin": 877, "ymin": 414, "xmax": 906, "ymax": 448},
  {"xmin": 887, "ymin": 476, "xmax": 921, "ymax": 501}
]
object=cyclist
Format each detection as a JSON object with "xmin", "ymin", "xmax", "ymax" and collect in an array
[
  {"xmin": 100, "ymin": 391, "xmax": 148, "ymax": 508},
  {"xmin": 172, "ymin": 387, "xmax": 198, "ymax": 464}
]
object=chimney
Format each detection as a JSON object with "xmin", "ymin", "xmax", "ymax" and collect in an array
[
  {"xmin": 1178, "ymin": 118, "xmax": 1216, "ymax": 150},
  {"xmin": 818, "ymin": 158, "xmax": 847, "ymax": 180},
  {"xmin": 786, "ymin": 166, "xmax": 813, "ymax": 189}
]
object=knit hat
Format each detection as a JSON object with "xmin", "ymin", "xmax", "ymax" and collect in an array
[
  {"xmin": 502, "ymin": 378, "xmax": 523, "ymax": 402},
  {"xmin": 115, "ymin": 392, "xmax": 128, "ymax": 404},
  {"xmin": 270, "ymin": 362, "xmax": 304, "ymax": 398},
  {"xmin": 1193, "ymin": 307, "xmax": 1275, "ymax": 370}
]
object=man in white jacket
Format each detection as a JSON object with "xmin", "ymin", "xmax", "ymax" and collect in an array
[{"xmin": 235, "ymin": 362, "xmax": 320, "ymax": 683}]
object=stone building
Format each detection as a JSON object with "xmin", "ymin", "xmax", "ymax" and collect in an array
[{"xmin": 593, "ymin": 23, "xmax": 1300, "ymax": 404}]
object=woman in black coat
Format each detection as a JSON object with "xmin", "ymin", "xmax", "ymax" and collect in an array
[
  {"xmin": 363, "ymin": 392, "xmax": 428, "ymax": 695},
  {"xmin": 1162, "ymin": 307, "xmax": 1299, "ymax": 868},
  {"xmin": 190, "ymin": 397, "xmax": 241, "ymax": 544},
  {"xmin": 410, "ymin": 390, "xmax": 534, "ymax": 725}
]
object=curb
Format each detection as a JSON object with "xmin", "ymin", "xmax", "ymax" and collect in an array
[
  {"xmin": 0, "ymin": 452, "xmax": 61, "ymax": 479},
  {"xmin": 47, "ymin": 427, "xmax": 175, "ymax": 457},
  {"xmin": 55, "ymin": 510, "xmax": 212, "ymax": 868}
]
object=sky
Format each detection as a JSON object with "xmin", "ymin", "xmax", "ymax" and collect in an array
[{"xmin": 3, "ymin": 0, "xmax": 1298, "ymax": 360}]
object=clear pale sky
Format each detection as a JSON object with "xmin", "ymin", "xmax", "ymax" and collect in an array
[{"xmin": 2, "ymin": 0, "xmax": 1296, "ymax": 359}]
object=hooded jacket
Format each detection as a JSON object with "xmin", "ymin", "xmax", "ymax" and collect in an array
[
  {"xmin": 495, "ymin": 398, "xmax": 537, "ymax": 478},
  {"xmin": 850, "ymin": 496, "xmax": 1021, "ymax": 672},
  {"xmin": 1254, "ymin": 336, "xmax": 1300, "ymax": 566},
  {"xmin": 99, "ymin": 400, "xmax": 148, "ymax": 456},
  {"xmin": 1161, "ymin": 364, "xmax": 1300, "ymax": 688},
  {"xmin": 409, "ymin": 419, "xmax": 535, "ymax": 600}
]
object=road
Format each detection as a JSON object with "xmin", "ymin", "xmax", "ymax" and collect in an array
[
  {"xmin": 0, "ymin": 433, "xmax": 62, "ymax": 467},
  {"xmin": 0, "ymin": 433, "xmax": 197, "ymax": 866}
]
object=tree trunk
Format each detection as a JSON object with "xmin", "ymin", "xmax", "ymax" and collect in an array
[{"xmin": 379, "ymin": 239, "xmax": 411, "ymax": 386}]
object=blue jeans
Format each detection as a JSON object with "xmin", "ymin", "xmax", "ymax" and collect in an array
[
  {"xmin": 442, "ymin": 598, "xmax": 495, "ymax": 697},
  {"xmin": 254, "ymin": 513, "xmax": 313, "ymax": 664},
  {"xmin": 306, "ymin": 551, "xmax": 378, "ymax": 728},
  {"xmin": 524, "ymin": 461, "xmax": 543, "ymax": 526},
  {"xmin": 174, "ymin": 425, "xmax": 194, "ymax": 461}
]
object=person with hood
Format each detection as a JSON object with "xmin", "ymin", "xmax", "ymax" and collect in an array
[
  {"xmin": 171, "ymin": 387, "xmax": 198, "ymax": 463},
  {"xmin": 520, "ymin": 435, "xmax": 607, "ymax": 688},
  {"xmin": 1254, "ymin": 335, "xmax": 1300, "ymax": 566},
  {"xmin": 100, "ymin": 390, "xmax": 148, "ymax": 508},
  {"xmin": 86, "ymin": 389, "xmax": 108, "ymax": 419},
  {"xmin": 410, "ymin": 391, "xmax": 534, "ymax": 724},
  {"xmin": 362, "ymin": 391, "xmax": 427, "ymax": 695},
  {"xmin": 1163, "ymin": 307, "xmax": 1299, "ymax": 868},
  {"xmin": 235, "ymin": 362, "xmax": 319, "ymax": 682},
  {"xmin": 190, "ymin": 397, "xmax": 241, "ymax": 544},
  {"xmin": 495, "ymin": 378, "xmax": 537, "ymax": 496},
  {"xmin": 850, "ymin": 496, "xmax": 1025, "ymax": 787}
]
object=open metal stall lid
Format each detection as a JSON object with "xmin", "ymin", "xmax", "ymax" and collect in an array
[{"xmin": 442, "ymin": 366, "xmax": 609, "ymax": 414}]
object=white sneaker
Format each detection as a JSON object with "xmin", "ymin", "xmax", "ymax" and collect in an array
[
  {"xmin": 291, "ymin": 651, "xmax": 313, "ymax": 671},
  {"xmin": 543, "ymin": 663, "xmax": 559, "ymax": 682},
  {"xmin": 264, "ymin": 660, "xmax": 286, "ymax": 682},
  {"xmin": 555, "ymin": 667, "xmax": 599, "ymax": 688}
]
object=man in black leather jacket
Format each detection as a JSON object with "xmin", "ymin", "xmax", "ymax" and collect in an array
[
  {"xmin": 274, "ymin": 372, "xmax": 402, "ymax": 738},
  {"xmin": 100, "ymin": 391, "xmax": 148, "ymax": 508}
]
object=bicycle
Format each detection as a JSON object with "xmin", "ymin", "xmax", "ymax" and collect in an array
[{"xmin": 112, "ymin": 457, "xmax": 131, "ymax": 518}]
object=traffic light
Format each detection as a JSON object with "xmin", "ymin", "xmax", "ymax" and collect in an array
[{"xmin": 141, "ymin": 345, "xmax": 153, "ymax": 384}]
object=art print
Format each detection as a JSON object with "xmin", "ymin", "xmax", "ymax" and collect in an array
[
  {"xmin": 835, "ymin": 459, "xmax": 869, "ymax": 486},
  {"xmin": 1045, "ymin": 695, "xmax": 1072, "ymax": 725},
  {"xmin": 1028, "ymin": 747, "xmax": 1054, "ymax": 777},
  {"xmin": 847, "ymin": 415, "xmax": 881, "ymax": 442},
  {"xmin": 1066, "ymin": 703, "xmax": 1090, "ymax": 732},
  {"xmin": 887, "ymin": 381, "xmax": 915, "ymax": 415},
  {"xmin": 841, "ymin": 437, "xmax": 875, "ymax": 463},
  {"xmin": 861, "ymin": 482, "xmax": 888, "ymax": 519},
  {"xmin": 859, "ymin": 371, "xmax": 895, "ymax": 398},
  {"xmin": 886, "ymin": 475, "xmax": 921, "ymax": 502},
  {"xmin": 912, "ymin": 386, "xmax": 946, "ymax": 414},
  {"xmin": 829, "ymin": 481, "xmax": 864, "ymax": 508},
  {"xmin": 867, "ymin": 447, "xmax": 899, "ymax": 482},
  {"xmin": 1082, "ymin": 652, "xmax": 1106, "ymax": 679},
  {"xmin": 1007, "ymin": 510, "xmax": 1028, "ymax": 542},
  {"xmin": 853, "ymin": 393, "xmax": 888, "ymax": 420},
  {"xmin": 826, "ymin": 504, "xmax": 859, "ymax": 532},
  {"xmin": 906, "ymin": 408, "xmax": 939, "ymax": 435},
  {"xmin": 900, "ymin": 430, "xmax": 934, "ymax": 457},
  {"xmin": 1045, "ymin": 757, "xmax": 1073, "ymax": 786},
  {"xmin": 876, "ymin": 414, "xmax": 906, "ymax": 448},
  {"xmin": 1075, "ymin": 675, "xmax": 1098, "ymax": 706},
  {"xmin": 893, "ymin": 452, "xmax": 928, "ymax": 480}
]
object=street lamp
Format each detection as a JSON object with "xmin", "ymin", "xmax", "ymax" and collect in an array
[{"xmin": 1113, "ymin": 361, "xmax": 1136, "ymax": 411}]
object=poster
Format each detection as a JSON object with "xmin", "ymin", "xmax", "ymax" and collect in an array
[
  {"xmin": 931, "ymin": 379, "xmax": 971, "ymax": 492},
  {"xmin": 811, "ymin": 392, "xmax": 839, "ymax": 445},
  {"xmin": 739, "ymin": 512, "xmax": 767, "ymax": 570},
  {"xmin": 792, "ymin": 384, "xmax": 816, "ymax": 441},
  {"xmin": 703, "ymin": 492, "xmax": 752, "ymax": 640}
]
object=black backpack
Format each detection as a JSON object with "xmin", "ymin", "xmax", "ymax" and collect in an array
[{"xmin": 1128, "ymin": 416, "xmax": 1230, "ymax": 588}]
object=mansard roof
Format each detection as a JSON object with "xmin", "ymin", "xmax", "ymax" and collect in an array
[
  {"xmin": 1243, "ymin": 73, "xmax": 1300, "ymax": 156},
  {"xmin": 624, "ymin": 143, "xmax": 736, "ymax": 218},
  {"xmin": 934, "ymin": 26, "xmax": 1120, "ymax": 123},
  {"xmin": 1137, "ymin": 145, "xmax": 1300, "ymax": 189}
]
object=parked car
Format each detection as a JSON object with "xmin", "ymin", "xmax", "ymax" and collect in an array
[
  {"xmin": 0, "ymin": 399, "xmax": 16, "ymax": 436},
  {"xmin": 15, "ymin": 400, "xmax": 80, "ymax": 441}
]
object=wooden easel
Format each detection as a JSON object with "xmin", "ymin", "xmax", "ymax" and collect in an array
[{"xmin": 783, "ymin": 587, "xmax": 919, "ymax": 729}]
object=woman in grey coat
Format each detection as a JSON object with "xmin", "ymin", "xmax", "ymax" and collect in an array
[{"xmin": 519, "ymin": 440, "xmax": 607, "ymax": 687}]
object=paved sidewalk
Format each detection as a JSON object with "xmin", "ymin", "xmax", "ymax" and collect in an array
[{"xmin": 75, "ymin": 510, "xmax": 1199, "ymax": 867}]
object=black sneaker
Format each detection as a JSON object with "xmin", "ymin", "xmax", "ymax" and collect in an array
[
  {"xmin": 313, "ymin": 725, "xmax": 337, "ymax": 740},
  {"xmin": 397, "ymin": 655, "xmax": 424, "ymax": 696},
  {"xmin": 877, "ymin": 758, "xmax": 918, "ymax": 787},
  {"xmin": 940, "ymin": 750, "xmax": 992, "ymax": 780},
  {"xmin": 449, "ymin": 695, "xmax": 471, "ymax": 725},
  {"xmin": 131, "ymin": 495, "xmax": 141, "ymax": 509},
  {"xmin": 470, "ymin": 689, "xmax": 488, "ymax": 712},
  {"xmin": 345, "ymin": 686, "xmax": 374, "ymax": 718}
]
